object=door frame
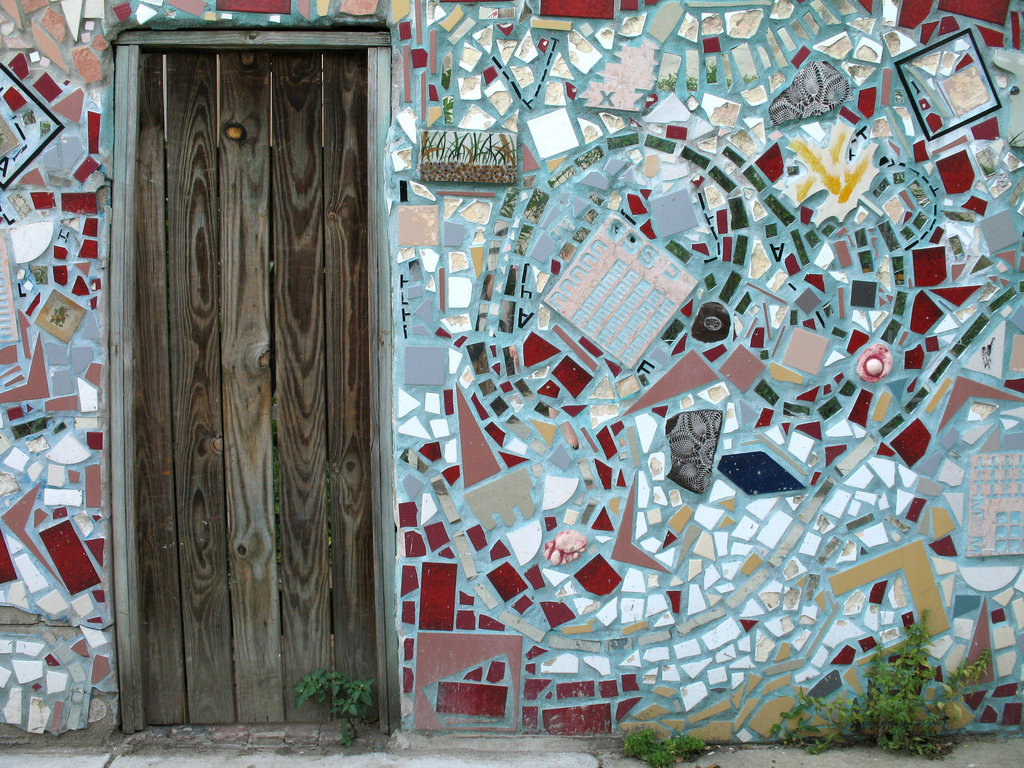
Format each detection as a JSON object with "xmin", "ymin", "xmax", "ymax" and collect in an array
[{"xmin": 106, "ymin": 30, "xmax": 397, "ymax": 734}]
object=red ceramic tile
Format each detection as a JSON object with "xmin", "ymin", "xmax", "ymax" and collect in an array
[
  {"xmin": 487, "ymin": 660, "xmax": 505, "ymax": 682},
  {"xmin": 889, "ymin": 418, "xmax": 930, "ymax": 466},
  {"xmin": 435, "ymin": 681, "xmax": 508, "ymax": 717},
  {"xmin": 541, "ymin": 600, "xmax": 575, "ymax": 628},
  {"xmin": 405, "ymin": 531, "xmax": 426, "ymax": 557},
  {"xmin": 541, "ymin": 703, "xmax": 611, "ymax": 735},
  {"xmin": 830, "ymin": 645, "xmax": 856, "ymax": 664},
  {"xmin": 935, "ymin": 150, "xmax": 974, "ymax": 194},
  {"xmin": 898, "ymin": 0, "xmax": 933, "ymax": 27},
  {"xmin": 909, "ymin": 292, "xmax": 942, "ymax": 333},
  {"xmin": 556, "ymin": 680, "xmax": 595, "ymax": 699},
  {"xmin": 912, "ymin": 246, "xmax": 947, "ymax": 286},
  {"xmin": 38, "ymin": 520, "xmax": 100, "ymax": 594},
  {"xmin": 419, "ymin": 562, "xmax": 457, "ymax": 630},
  {"xmin": 61, "ymin": 193, "xmax": 97, "ymax": 214},
  {"xmin": 33, "ymin": 74, "xmax": 62, "ymax": 102},
  {"xmin": 525, "ymin": 678, "xmax": 552, "ymax": 700},
  {"xmin": 539, "ymin": 0, "xmax": 614, "ymax": 18},
  {"xmin": 424, "ymin": 521, "xmax": 450, "ymax": 551},
  {"xmin": 0, "ymin": 525, "xmax": 15, "ymax": 583},
  {"xmin": 574, "ymin": 554, "xmax": 622, "ymax": 596},
  {"xmin": 552, "ymin": 356, "xmax": 593, "ymax": 398},
  {"xmin": 937, "ymin": 0, "xmax": 1008, "ymax": 24},
  {"xmin": 487, "ymin": 562, "xmax": 529, "ymax": 601}
]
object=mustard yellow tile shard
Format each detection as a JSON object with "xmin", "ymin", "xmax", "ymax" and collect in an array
[{"xmin": 828, "ymin": 540, "xmax": 949, "ymax": 633}]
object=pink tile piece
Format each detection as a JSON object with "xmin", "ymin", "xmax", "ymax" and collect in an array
[
  {"xmin": 457, "ymin": 387, "xmax": 502, "ymax": 488},
  {"xmin": 611, "ymin": 476, "xmax": 668, "ymax": 572},
  {"xmin": 939, "ymin": 377, "xmax": 1024, "ymax": 430},
  {"xmin": 2, "ymin": 485, "xmax": 61, "ymax": 582},
  {"xmin": 415, "ymin": 633, "xmax": 522, "ymax": 730},
  {"xmin": 623, "ymin": 350, "xmax": 718, "ymax": 415},
  {"xmin": 719, "ymin": 345, "xmax": 765, "ymax": 392}
]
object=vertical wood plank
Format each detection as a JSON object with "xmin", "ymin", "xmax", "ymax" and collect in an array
[
  {"xmin": 133, "ymin": 51, "xmax": 187, "ymax": 726},
  {"xmin": 110, "ymin": 43, "xmax": 146, "ymax": 734},
  {"xmin": 323, "ymin": 52, "xmax": 377, "ymax": 696},
  {"xmin": 272, "ymin": 52, "xmax": 331, "ymax": 721},
  {"xmin": 367, "ymin": 44, "xmax": 400, "ymax": 733},
  {"xmin": 164, "ymin": 52, "xmax": 236, "ymax": 724},
  {"xmin": 219, "ymin": 52, "xmax": 284, "ymax": 723}
]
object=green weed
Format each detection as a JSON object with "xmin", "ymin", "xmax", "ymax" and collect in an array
[
  {"xmin": 294, "ymin": 670, "xmax": 373, "ymax": 746},
  {"xmin": 772, "ymin": 613, "xmax": 991, "ymax": 758},
  {"xmin": 623, "ymin": 728, "xmax": 706, "ymax": 768}
]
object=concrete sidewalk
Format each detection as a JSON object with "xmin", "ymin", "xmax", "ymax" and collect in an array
[
  {"xmin": 4, "ymin": 731, "xmax": 1024, "ymax": 768},
  {"xmin": 6, "ymin": 733, "xmax": 1024, "ymax": 768}
]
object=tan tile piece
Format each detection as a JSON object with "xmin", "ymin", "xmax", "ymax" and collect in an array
[
  {"xmin": 775, "ymin": 642, "xmax": 791, "ymax": 661},
  {"xmin": 932, "ymin": 507, "xmax": 956, "ymax": 538},
  {"xmin": 740, "ymin": 553, "xmax": 762, "ymax": 575},
  {"xmin": 764, "ymin": 673, "xmax": 791, "ymax": 694},
  {"xmin": 828, "ymin": 539, "xmax": 948, "ymax": 633},
  {"xmin": 632, "ymin": 703, "xmax": 671, "ymax": 721},
  {"xmin": 531, "ymin": 419, "xmax": 556, "ymax": 446},
  {"xmin": 560, "ymin": 620, "xmax": 594, "ymax": 635},
  {"xmin": 926, "ymin": 377, "xmax": 953, "ymax": 412},
  {"xmin": 686, "ymin": 720, "xmax": 733, "ymax": 742},
  {"xmin": 669, "ymin": 505, "xmax": 693, "ymax": 533},
  {"xmin": 871, "ymin": 389, "xmax": 892, "ymax": 421},
  {"xmin": 733, "ymin": 696, "xmax": 758, "ymax": 728},
  {"xmin": 748, "ymin": 695, "xmax": 797, "ymax": 737},
  {"xmin": 843, "ymin": 666, "xmax": 863, "ymax": 694},
  {"xmin": 652, "ymin": 685, "xmax": 677, "ymax": 698},
  {"xmin": 687, "ymin": 698, "xmax": 731, "ymax": 723},
  {"xmin": 622, "ymin": 620, "xmax": 648, "ymax": 635},
  {"xmin": 769, "ymin": 361, "xmax": 804, "ymax": 384}
]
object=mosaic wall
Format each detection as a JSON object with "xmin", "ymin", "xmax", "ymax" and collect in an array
[
  {"xmin": 388, "ymin": 0, "xmax": 1024, "ymax": 739},
  {"xmin": 0, "ymin": 0, "xmax": 1022, "ymax": 741},
  {"xmin": 0, "ymin": 0, "xmax": 114, "ymax": 732}
]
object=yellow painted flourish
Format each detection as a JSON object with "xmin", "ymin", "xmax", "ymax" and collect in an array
[{"xmin": 785, "ymin": 123, "xmax": 878, "ymax": 224}]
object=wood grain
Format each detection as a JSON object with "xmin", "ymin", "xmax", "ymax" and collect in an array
[
  {"xmin": 367, "ymin": 45, "xmax": 400, "ymax": 733},
  {"xmin": 271, "ymin": 52, "xmax": 331, "ymax": 721},
  {"xmin": 323, "ymin": 52, "xmax": 377, "ymax": 698},
  {"xmin": 164, "ymin": 52, "xmax": 235, "ymax": 724},
  {"xmin": 133, "ymin": 51, "xmax": 187, "ymax": 726},
  {"xmin": 219, "ymin": 52, "xmax": 284, "ymax": 723},
  {"xmin": 110, "ymin": 43, "xmax": 146, "ymax": 734}
]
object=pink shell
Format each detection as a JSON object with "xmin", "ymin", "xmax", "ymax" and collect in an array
[{"xmin": 857, "ymin": 343, "xmax": 892, "ymax": 383}]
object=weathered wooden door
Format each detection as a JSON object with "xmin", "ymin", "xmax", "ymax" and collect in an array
[{"xmin": 130, "ymin": 49, "xmax": 374, "ymax": 724}]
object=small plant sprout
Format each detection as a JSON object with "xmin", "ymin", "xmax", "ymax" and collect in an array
[
  {"xmin": 623, "ymin": 728, "xmax": 706, "ymax": 768},
  {"xmin": 771, "ymin": 612, "xmax": 991, "ymax": 757},
  {"xmin": 294, "ymin": 670, "xmax": 374, "ymax": 746}
]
